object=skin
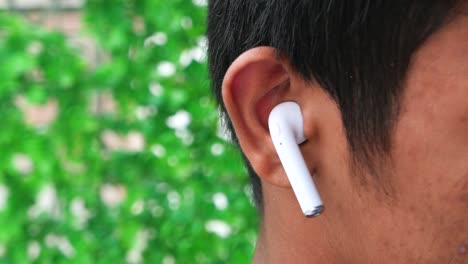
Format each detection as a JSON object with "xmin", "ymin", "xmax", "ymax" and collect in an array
[{"xmin": 222, "ymin": 11, "xmax": 467, "ymax": 264}]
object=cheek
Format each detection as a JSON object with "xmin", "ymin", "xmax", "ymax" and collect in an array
[
  {"xmin": 457, "ymin": 175, "xmax": 468, "ymax": 210},
  {"xmin": 386, "ymin": 124, "xmax": 468, "ymax": 262},
  {"xmin": 393, "ymin": 53, "xmax": 468, "ymax": 208},
  {"xmin": 393, "ymin": 83, "xmax": 468, "ymax": 206},
  {"xmin": 362, "ymin": 14, "xmax": 468, "ymax": 261},
  {"xmin": 389, "ymin": 65, "xmax": 468, "ymax": 256},
  {"xmin": 388, "ymin": 93, "xmax": 468, "ymax": 260}
]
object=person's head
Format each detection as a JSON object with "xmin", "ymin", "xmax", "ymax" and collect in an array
[{"xmin": 207, "ymin": 1, "xmax": 468, "ymax": 263}]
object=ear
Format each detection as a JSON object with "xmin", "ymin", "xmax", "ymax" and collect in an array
[{"xmin": 222, "ymin": 47, "xmax": 319, "ymax": 187}]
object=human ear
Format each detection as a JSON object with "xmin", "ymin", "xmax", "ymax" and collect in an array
[{"xmin": 222, "ymin": 47, "xmax": 316, "ymax": 188}]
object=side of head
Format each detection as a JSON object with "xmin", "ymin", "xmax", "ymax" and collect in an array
[{"xmin": 207, "ymin": 1, "xmax": 468, "ymax": 263}]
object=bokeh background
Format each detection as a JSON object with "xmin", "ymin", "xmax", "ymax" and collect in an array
[{"xmin": 0, "ymin": 0, "xmax": 258, "ymax": 263}]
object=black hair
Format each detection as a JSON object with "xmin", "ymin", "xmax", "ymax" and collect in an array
[{"xmin": 207, "ymin": 0, "xmax": 460, "ymax": 212}]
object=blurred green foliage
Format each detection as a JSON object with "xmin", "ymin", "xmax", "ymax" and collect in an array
[{"xmin": 0, "ymin": 0, "xmax": 258, "ymax": 263}]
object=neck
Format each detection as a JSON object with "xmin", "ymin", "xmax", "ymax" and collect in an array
[{"xmin": 252, "ymin": 183, "xmax": 341, "ymax": 264}]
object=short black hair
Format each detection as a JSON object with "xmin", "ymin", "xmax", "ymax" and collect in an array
[{"xmin": 207, "ymin": 0, "xmax": 460, "ymax": 212}]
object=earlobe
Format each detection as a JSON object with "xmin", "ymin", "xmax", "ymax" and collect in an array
[{"xmin": 221, "ymin": 47, "xmax": 295, "ymax": 187}]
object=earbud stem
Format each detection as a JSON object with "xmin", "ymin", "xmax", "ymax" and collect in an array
[{"xmin": 273, "ymin": 132, "xmax": 323, "ymax": 217}]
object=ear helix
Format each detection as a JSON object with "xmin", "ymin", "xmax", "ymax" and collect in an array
[{"xmin": 268, "ymin": 102, "xmax": 323, "ymax": 217}]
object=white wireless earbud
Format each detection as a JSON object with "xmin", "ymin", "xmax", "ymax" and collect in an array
[{"xmin": 268, "ymin": 101, "xmax": 323, "ymax": 217}]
